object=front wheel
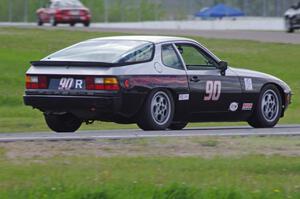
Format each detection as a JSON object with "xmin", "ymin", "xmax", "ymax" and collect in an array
[
  {"xmin": 37, "ymin": 18, "xmax": 43, "ymax": 26},
  {"xmin": 137, "ymin": 90, "xmax": 174, "ymax": 131},
  {"xmin": 248, "ymin": 85, "xmax": 282, "ymax": 128},
  {"xmin": 44, "ymin": 113, "xmax": 82, "ymax": 133}
]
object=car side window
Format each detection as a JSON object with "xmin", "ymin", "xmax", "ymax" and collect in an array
[
  {"xmin": 175, "ymin": 44, "xmax": 217, "ymax": 70},
  {"xmin": 161, "ymin": 44, "xmax": 183, "ymax": 70},
  {"xmin": 117, "ymin": 43, "xmax": 154, "ymax": 63}
]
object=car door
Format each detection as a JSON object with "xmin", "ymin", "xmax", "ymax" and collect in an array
[{"xmin": 174, "ymin": 42, "xmax": 242, "ymax": 121}]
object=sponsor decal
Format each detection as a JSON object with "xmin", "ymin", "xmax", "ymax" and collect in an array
[
  {"xmin": 229, "ymin": 102, "xmax": 239, "ymax": 112},
  {"xmin": 242, "ymin": 103, "xmax": 253, "ymax": 111},
  {"xmin": 244, "ymin": 78, "xmax": 253, "ymax": 91},
  {"xmin": 204, "ymin": 80, "xmax": 221, "ymax": 101},
  {"xmin": 179, "ymin": 94, "xmax": 189, "ymax": 101}
]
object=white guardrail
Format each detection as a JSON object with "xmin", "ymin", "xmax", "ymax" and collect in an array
[
  {"xmin": 93, "ymin": 17, "xmax": 285, "ymax": 31},
  {"xmin": 0, "ymin": 17, "xmax": 285, "ymax": 31}
]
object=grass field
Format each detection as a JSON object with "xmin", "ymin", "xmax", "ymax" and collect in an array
[
  {"xmin": 1, "ymin": 136, "xmax": 300, "ymax": 198},
  {"xmin": 0, "ymin": 27, "xmax": 299, "ymax": 132}
]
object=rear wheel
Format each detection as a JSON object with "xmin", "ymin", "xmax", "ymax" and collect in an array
[
  {"xmin": 50, "ymin": 16, "xmax": 57, "ymax": 26},
  {"xmin": 137, "ymin": 90, "xmax": 174, "ymax": 131},
  {"xmin": 168, "ymin": 122, "xmax": 188, "ymax": 130},
  {"xmin": 285, "ymin": 17, "xmax": 294, "ymax": 33},
  {"xmin": 44, "ymin": 113, "xmax": 82, "ymax": 133},
  {"xmin": 84, "ymin": 22, "xmax": 90, "ymax": 27},
  {"xmin": 70, "ymin": 23, "xmax": 75, "ymax": 27},
  {"xmin": 248, "ymin": 85, "xmax": 282, "ymax": 128}
]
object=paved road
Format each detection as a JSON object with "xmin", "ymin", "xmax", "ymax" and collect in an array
[
  {"xmin": 87, "ymin": 27, "xmax": 300, "ymax": 44},
  {"xmin": 1, "ymin": 22, "xmax": 300, "ymax": 44},
  {"xmin": 1, "ymin": 125, "xmax": 300, "ymax": 142}
]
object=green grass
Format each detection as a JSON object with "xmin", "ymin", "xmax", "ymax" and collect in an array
[
  {"xmin": 1, "ymin": 154, "xmax": 300, "ymax": 198},
  {"xmin": 0, "ymin": 27, "xmax": 299, "ymax": 132},
  {"xmin": 1, "ymin": 136, "xmax": 300, "ymax": 198}
]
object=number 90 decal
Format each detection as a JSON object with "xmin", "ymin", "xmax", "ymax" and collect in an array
[
  {"xmin": 204, "ymin": 80, "xmax": 221, "ymax": 101},
  {"xmin": 58, "ymin": 78, "xmax": 74, "ymax": 90}
]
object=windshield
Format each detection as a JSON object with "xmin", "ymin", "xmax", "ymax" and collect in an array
[{"xmin": 45, "ymin": 40, "xmax": 155, "ymax": 64}]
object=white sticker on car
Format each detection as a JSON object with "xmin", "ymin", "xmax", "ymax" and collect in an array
[
  {"xmin": 75, "ymin": 79, "xmax": 83, "ymax": 89},
  {"xmin": 58, "ymin": 78, "xmax": 74, "ymax": 90},
  {"xmin": 179, "ymin": 94, "xmax": 189, "ymax": 101},
  {"xmin": 229, "ymin": 102, "xmax": 239, "ymax": 112},
  {"xmin": 244, "ymin": 78, "xmax": 253, "ymax": 91}
]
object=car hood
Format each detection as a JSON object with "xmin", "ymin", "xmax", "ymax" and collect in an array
[{"xmin": 230, "ymin": 67, "xmax": 291, "ymax": 93}]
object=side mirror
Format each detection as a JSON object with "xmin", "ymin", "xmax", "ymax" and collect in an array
[{"xmin": 217, "ymin": 61, "xmax": 228, "ymax": 75}]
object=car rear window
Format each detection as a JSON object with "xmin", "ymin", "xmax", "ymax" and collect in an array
[
  {"xmin": 45, "ymin": 40, "xmax": 155, "ymax": 65},
  {"xmin": 52, "ymin": 0, "xmax": 84, "ymax": 8}
]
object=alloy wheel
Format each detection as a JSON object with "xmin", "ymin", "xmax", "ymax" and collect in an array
[
  {"xmin": 150, "ymin": 91, "xmax": 171, "ymax": 125},
  {"xmin": 261, "ymin": 89, "xmax": 279, "ymax": 122}
]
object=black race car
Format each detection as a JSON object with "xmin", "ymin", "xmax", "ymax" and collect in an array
[
  {"xmin": 284, "ymin": 2, "xmax": 300, "ymax": 33},
  {"xmin": 24, "ymin": 36, "xmax": 292, "ymax": 132}
]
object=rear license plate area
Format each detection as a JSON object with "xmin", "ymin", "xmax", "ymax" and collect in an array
[
  {"xmin": 49, "ymin": 77, "xmax": 85, "ymax": 90},
  {"xmin": 70, "ymin": 10, "xmax": 80, "ymax": 15}
]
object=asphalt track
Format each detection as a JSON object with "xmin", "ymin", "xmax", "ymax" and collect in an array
[
  {"xmin": 1, "ymin": 125, "xmax": 300, "ymax": 142},
  {"xmin": 1, "ymin": 22, "xmax": 300, "ymax": 44}
]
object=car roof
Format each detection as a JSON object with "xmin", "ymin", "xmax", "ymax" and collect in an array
[{"xmin": 88, "ymin": 36, "xmax": 197, "ymax": 44}]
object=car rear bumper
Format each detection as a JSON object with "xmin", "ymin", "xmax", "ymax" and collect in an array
[
  {"xmin": 291, "ymin": 16, "xmax": 300, "ymax": 27},
  {"xmin": 291, "ymin": 24, "xmax": 300, "ymax": 29},
  {"xmin": 24, "ymin": 95, "xmax": 121, "ymax": 119},
  {"xmin": 55, "ymin": 15, "xmax": 90, "ymax": 23}
]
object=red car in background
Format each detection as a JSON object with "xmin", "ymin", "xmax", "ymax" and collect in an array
[{"xmin": 37, "ymin": 0, "xmax": 91, "ymax": 27}]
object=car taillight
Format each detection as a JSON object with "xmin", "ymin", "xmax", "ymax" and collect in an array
[
  {"xmin": 26, "ymin": 75, "xmax": 47, "ymax": 89},
  {"xmin": 85, "ymin": 77, "xmax": 120, "ymax": 91},
  {"xmin": 81, "ymin": 10, "xmax": 89, "ymax": 15},
  {"xmin": 56, "ymin": 10, "xmax": 63, "ymax": 15}
]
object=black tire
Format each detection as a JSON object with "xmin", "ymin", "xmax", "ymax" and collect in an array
[
  {"xmin": 248, "ymin": 85, "xmax": 282, "ymax": 128},
  {"xmin": 168, "ymin": 122, "xmax": 188, "ymax": 130},
  {"xmin": 285, "ymin": 18, "xmax": 294, "ymax": 33},
  {"xmin": 70, "ymin": 23, "xmax": 75, "ymax": 27},
  {"xmin": 44, "ymin": 113, "xmax": 82, "ymax": 133},
  {"xmin": 137, "ymin": 90, "xmax": 174, "ymax": 131},
  {"xmin": 37, "ymin": 18, "xmax": 43, "ymax": 26},
  {"xmin": 84, "ymin": 22, "xmax": 90, "ymax": 27},
  {"xmin": 50, "ymin": 16, "xmax": 57, "ymax": 26}
]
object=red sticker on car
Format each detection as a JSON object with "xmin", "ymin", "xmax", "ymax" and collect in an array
[{"xmin": 242, "ymin": 103, "xmax": 253, "ymax": 110}]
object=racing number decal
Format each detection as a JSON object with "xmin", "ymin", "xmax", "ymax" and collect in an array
[
  {"xmin": 204, "ymin": 81, "xmax": 221, "ymax": 101},
  {"xmin": 58, "ymin": 78, "xmax": 74, "ymax": 90}
]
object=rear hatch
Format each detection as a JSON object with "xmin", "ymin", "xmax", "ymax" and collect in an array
[
  {"xmin": 25, "ymin": 39, "xmax": 155, "ymax": 94},
  {"xmin": 60, "ymin": 8, "xmax": 88, "ymax": 17}
]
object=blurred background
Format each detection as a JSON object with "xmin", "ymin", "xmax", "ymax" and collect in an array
[{"xmin": 0, "ymin": 0, "xmax": 299, "ymax": 22}]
